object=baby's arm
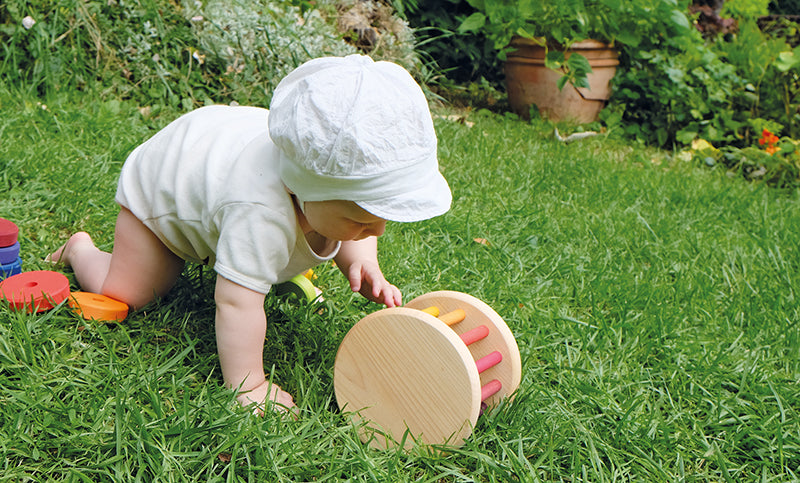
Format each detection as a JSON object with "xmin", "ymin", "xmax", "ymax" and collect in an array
[
  {"xmin": 335, "ymin": 237, "xmax": 402, "ymax": 307},
  {"xmin": 214, "ymin": 274, "xmax": 295, "ymax": 411}
]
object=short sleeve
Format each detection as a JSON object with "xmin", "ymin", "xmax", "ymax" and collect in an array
[{"xmin": 212, "ymin": 203, "xmax": 296, "ymax": 294}]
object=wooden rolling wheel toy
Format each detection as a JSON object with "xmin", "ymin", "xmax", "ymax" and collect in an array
[{"xmin": 334, "ymin": 290, "xmax": 522, "ymax": 449}]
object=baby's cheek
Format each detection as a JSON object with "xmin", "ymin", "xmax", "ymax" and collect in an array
[{"xmin": 352, "ymin": 230, "xmax": 370, "ymax": 241}]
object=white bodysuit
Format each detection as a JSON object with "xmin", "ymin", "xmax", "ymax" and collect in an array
[{"xmin": 115, "ymin": 105, "xmax": 340, "ymax": 294}]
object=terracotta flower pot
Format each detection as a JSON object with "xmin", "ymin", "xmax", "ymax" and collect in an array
[{"xmin": 504, "ymin": 37, "xmax": 619, "ymax": 123}]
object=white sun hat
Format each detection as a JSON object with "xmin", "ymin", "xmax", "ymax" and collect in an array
[{"xmin": 268, "ymin": 54, "xmax": 451, "ymax": 222}]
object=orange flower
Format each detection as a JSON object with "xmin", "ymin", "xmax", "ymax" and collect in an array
[{"xmin": 759, "ymin": 129, "xmax": 779, "ymax": 155}]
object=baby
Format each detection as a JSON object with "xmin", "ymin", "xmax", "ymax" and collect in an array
[{"xmin": 50, "ymin": 55, "xmax": 451, "ymax": 412}]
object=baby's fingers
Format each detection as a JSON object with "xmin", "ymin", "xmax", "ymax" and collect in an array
[
  {"xmin": 347, "ymin": 263, "xmax": 364, "ymax": 292},
  {"xmin": 374, "ymin": 281, "xmax": 402, "ymax": 307}
]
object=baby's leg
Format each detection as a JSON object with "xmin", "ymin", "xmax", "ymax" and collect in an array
[
  {"xmin": 49, "ymin": 232, "xmax": 112, "ymax": 294},
  {"xmin": 102, "ymin": 208, "xmax": 185, "ymax": 308},
  {"xmin": 51, "ymin": 207, "xmax": 184, "ymax": 309}
]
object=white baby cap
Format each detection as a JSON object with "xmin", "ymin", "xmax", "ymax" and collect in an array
[{"xmin": 268, "ymin": 54, "xmax": 451, "ymax": 222}]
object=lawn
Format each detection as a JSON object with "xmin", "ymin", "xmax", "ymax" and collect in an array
[{"xmin": 1, "ymin": 90, "xmax": 799, "ymax": 481}]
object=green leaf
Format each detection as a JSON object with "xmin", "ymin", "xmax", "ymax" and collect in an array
[
  {"xmin": 517, "ymin": 0, "xmax": 536, "ymax": 18},
  {"xmin": 666, "ymin": 67, "xmax": 685, "ymax": 83},
  {"xmin": 656, "ymin": 127, "xmax": 668, "ymax": 146},
  {"xmin": 775, "ymin": 50, "xmax": 800, "ymax": 73},
  {"xmin": 615, "ymin": 27, "xmax": 640, "ymax": 47},
  {"xmin": 571, "ymin": 75, "xmax": 590, "ymax": 89},
  {"xmin": 676, "ymin": 125, "xmax": 699, "ymax": 144},
  {"xmin": 670, "ymin": 10, "xmax": 691, "ymax": 31},
  {"xmin": 464, "ymin": 0, "xmax": 485, "ymax": 10},
  {"xmin": 707, "ymin": 124, "xmax": 719, "ymax": 141},
  {"xmin": 566, "ymin": 53, "xmax": 593, "ymax": 77},
  {"xmin": 545, "ymin": 51, "xmax": 565, "ymax": 70},
  {"xmin": 458, "ymin": 13, "xmax": 486, "ymax": 33},
  {"xmin": 556, "ymin": 75, "xmax": 571, "ymax": 91},
  {"xmin": 600, "ymin": 108, "xmax": 623, "ymax": 127},
  {"xmin": 516, "ymin": 27, "xmax": 535, "ymax": 39}
]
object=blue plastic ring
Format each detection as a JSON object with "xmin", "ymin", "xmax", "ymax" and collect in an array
[
  {"xmin": 0, "ymin": 241, "xmax": 20, "ymax": 264},
  {"xmin": 0, "ymin": 257, "xmax": 22, "ymax": 280}
]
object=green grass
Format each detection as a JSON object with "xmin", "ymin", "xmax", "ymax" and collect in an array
[{"xmin": 1, "ymin": 89, "xmax": 799, "ymax": 481}]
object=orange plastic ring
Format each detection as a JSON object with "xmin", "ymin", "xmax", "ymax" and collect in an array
[{"xmin": 69, "ymin": 292, "xmax": 129, "ymax": 322}]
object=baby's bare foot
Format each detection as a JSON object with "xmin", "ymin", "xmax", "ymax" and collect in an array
[
  {"xmin": 237, "ymin": 381, "xmax": 297, "ymax": 416},
  {"xmin": 47, "ymin": 232, "xmax": 95, "ymax": 267}
]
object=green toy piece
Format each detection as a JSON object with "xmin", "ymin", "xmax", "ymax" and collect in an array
[{"xmin": 274, "ymin": 273, "xmax": 321, "ymax": 302}]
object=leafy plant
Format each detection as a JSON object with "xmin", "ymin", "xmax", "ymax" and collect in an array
[
  {"xmin": 612, "ymin": 14, "xmax": 800, "ymax": 149},
  {"xmin": 457, "ymin": 0, "xmax": 692, "ymax": 87},
  {"xmin": 681, "ymin": 129, "xmax": 800, "ymax": 187},
  {"xmin": 400, "ymin": 0, "xmax": 500, "ymax": 84},
  {"xmin": 0, "ymin": 0, "xmax": 419, "ymax": 108},
  {"xmin": 769, "ymin": 0, "xmax": 800, "ymax": 14},
  {"xmin": 718, "ymin": 19, "xmax": 799, "ymax": 136},
  {"xmin": 612, "ymin": 33, "xmax": 749, "ymax": 147},
  {"xmin": 720, "ymin": 0, "xmax": 770, "ymax": 18},
  {"xmin": 0, "ymin": 0, "xmax": 214, "ymax": 104},
  {"xmin": 180, "ymin": 0, "xmax": 357, "ymax": 104}
]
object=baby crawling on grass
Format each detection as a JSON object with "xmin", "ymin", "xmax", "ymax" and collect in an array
[{"xmin": 50, "ymin": 55, "xmax": 451, "ymax": 412}]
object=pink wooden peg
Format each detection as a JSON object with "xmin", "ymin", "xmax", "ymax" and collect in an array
[
  {"xmin": 459, "ymin": 325, "xmax": 489, "ymax": 346},
  {"xmin": 480, "ymin": 379, "xmax": 502, "ymax": 401},
  {"xmin": 475, "ymin": 351, "xmax": 503, "ymax": 373}
]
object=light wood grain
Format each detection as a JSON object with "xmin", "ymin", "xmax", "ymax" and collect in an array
[
  {"xmin": 405, "ymin": 291, "xmax": 522, "ymax": 409},
  {"xmin": 334, "ymin": 308, "xmax": 480, "ymax": 449},
  {"xmin": 334, "ymin": 291, "xmax": 522, "ymax": 449}
]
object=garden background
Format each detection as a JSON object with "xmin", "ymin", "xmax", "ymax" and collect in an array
[{"xmin": 1, "ymin": 0, "xmax": 799, "ymax": 480}]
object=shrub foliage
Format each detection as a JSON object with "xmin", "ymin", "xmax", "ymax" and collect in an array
[{"xmin": 0, "ymin": 0, "xmax": 416, "ymax": 108}]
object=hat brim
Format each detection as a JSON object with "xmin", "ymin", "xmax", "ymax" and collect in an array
[{"xmin": 356, "ymin": 169, "xmax": 452, "ymax": 223}]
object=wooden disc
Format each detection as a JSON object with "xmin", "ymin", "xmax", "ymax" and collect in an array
[
  {"xmin": 0, "ymin": 270, "xmax": 70, "ymax": 313},
  {"xmin": 0, "ymin": 218, "xmax": 18, "ymax": 247},
  {"xmin": 405, "ymin": 291, "xmax": 522, "ymax": 409},
  {"xmin": 334, "ymin": 307, "xmax": 481, "ymax": 449},
  {"xmin": 69, "ymin": 292, "xmax": 129, "ymax": 322}
]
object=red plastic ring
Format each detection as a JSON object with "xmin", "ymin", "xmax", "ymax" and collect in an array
[
  {"xmin": 0, "ymin": 270, "xmax": 70, "ymax": 313},
  {"xmin": 0, "ymin": 218, "xmax": 19, "ymax": 247}
]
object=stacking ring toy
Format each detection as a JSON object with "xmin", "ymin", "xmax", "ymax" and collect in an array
[
  {"xmin": 334, "ymin": 290, "xmax": 522, "ymax": 449},
  {"xmin": 69, "ymin": 292, "xmax": 129, "ymax": 322},
  {"xmin": 0, "ymin": 257, "xmax": 22, "ymax": 280},
  {"xmin": 0, "ymin": 270, "xmax": 70, "ymax": 313},
  {"xmin": 0, "ymin": 218, "xmax": 21, "ymax": 281},
  {"xmin": 0, "ymin": 218, "xmax": 19, "ymax": 248},
  {"xmin": 0, "ymin": 241, "xmax": 20, "ymax": 265}
]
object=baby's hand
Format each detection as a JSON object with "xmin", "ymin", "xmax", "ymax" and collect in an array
[
  {"xmin": 346, "ymin": 260, "xmax": 402, "ymax": 307},
  {"xmin": 236, "ymin": 381, "xmax": 296, "ymax": 415}
]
